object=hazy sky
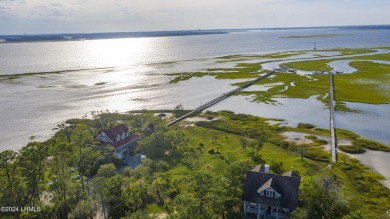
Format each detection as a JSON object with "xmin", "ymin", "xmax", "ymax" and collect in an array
[{"xmin": 0, "ymin": 0, "xmax": 389, "ymax": 34}]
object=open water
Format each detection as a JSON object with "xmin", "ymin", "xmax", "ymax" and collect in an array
[{"xmin": 1, "ymin": 27, "xmax": 390, "ymax": 151}]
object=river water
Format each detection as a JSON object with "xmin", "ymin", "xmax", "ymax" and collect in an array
[{"xmin": 1, "ymin": 27, "xmax": 390, "ymax": 151}]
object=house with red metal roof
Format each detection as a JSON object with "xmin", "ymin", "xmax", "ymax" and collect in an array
[
  {"xmin": 242, "ymin": 164, "xmax": 301, "ymax": 219},
  {"xmin": 95, "ymin": 124, "xmax": 141, "ymax": 159}
]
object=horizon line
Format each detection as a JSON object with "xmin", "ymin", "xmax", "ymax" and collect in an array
[{"xmin": 1, "ymin": 24, "xmax": 390, "ymax": 36}]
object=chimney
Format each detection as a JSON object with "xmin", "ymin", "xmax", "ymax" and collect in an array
[{"xmin": 264, "ymin": 164, "xmax": 270, "ymax": 174}]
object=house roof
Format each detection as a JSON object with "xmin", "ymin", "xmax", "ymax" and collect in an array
[
  {"xmin": 282, "ymin": 170, "xmax": 301, "ymax": 178},
  {"xmin": 242, "ymin": 167, "xmax": 301, "ymax": 210},
  {"xmin": 257, "ymin": 178, "xmax": 283, "ymax": 196},
  {"xmin": 251, "ymin": 164, "xmax": 265, "ymax": 173},
  {"xmin": 96, "ymin": 124, "xmax": 140, "ymax": 149},
  {"xmin": 142, "ymin": 123, "xmax": 156, "ymax": 133}
]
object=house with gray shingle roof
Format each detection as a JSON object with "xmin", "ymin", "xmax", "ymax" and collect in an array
[{"xmin": 242, "ymin": 164, "xmax": 301, "ymax": 219}]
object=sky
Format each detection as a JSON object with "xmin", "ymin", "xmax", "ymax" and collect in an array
[{"xmin": 0, "ymin": 0, "xmax": 389, "ymax": 35}]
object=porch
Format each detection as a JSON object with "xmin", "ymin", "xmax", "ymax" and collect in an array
[{"xmin": 244, "ymin": 202, "xmax": 289, "ymax": 219}]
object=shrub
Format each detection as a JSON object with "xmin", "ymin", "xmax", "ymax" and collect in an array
[
  {"xmin": 305, "ymin": 135, "xmax": 317, "ymax": 140},
  {"xmin": 297, "ymin": 123, "xmax": 316, "ymax": 129},
  {"xmin": 304, "ymin": 148, "xmax": 329, "ymax": 162},
  {"xmin": 113, "ymin": 158, "xmax": 123, "ymax": 169},
  {"xmin": 271, "ymin": 161, "xmax": 285, "ymax": 174},
  {"xmin": 339, "ymin": 145, "xmax": 366, "ymax": 154},
  {"xmin": 353, "ymin": 138, "xmax": 390, "ymax": 152},
  {"xmin": 313, "ymin": 139, "xmax": 328, "ymax": 146},
  {"xmin": 208, "ymin": 148, "xmax": 215, "ymax": 154}
]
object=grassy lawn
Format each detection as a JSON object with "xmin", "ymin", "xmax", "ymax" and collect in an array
[{"xmin": 166, "ymin": 112, "xmax": 330, "ymax": 179}]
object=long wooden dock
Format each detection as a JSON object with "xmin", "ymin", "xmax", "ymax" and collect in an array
[
  {"xmin": 329, "ymin": 72, "xmax": 338, "ymax": 163},
  {"xmin": 166, "ymin": 71, "xmax": 275, "ymax": 126}
]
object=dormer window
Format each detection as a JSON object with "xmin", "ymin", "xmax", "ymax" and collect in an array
[
  {"xmin": 127, "ymin": 131, "xmax": 131, "ymax": 137},
  {"xmin": 116, "ymin": 134, "xmax": 121, "ymax": 142},
  {"xmin": 266, "ymin": 189, "xmax": 274, "ymax": 197},
  {"xmin": 122, "ymin": 132, "xmax": 126, "ymax": 139}
]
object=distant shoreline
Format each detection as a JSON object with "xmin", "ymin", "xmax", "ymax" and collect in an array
[{"xmin": 1, "ymin": 24, "xmax": 389, "ymax": 43}]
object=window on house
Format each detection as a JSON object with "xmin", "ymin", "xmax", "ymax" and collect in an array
[
  {"xmin": 117, "ymin": 135, "xmax": 120, "ymax": 142},
  {"xmin": 266, "ymin": 189, "xmax": 273, "ymax": 197},
  {"xmin": 122, "ymin": 132, "xmax": 126, "ymax": 139}
]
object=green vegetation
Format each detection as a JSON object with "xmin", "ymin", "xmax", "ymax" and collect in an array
[
  {"xmin": 332, "ymin": 155, "xmax": 390, "ymax": 217},
  {"xmin": 239, "ymin": 58, "xmax": 390, "ymax": 105},
  {"xmin": 1, "ymin": 90, "xmax": 389, "ymax": 218},
  {"xmin": 167, "ymin": 62, "xmax": 263, "ymax": 83},
  {"xmin": 94, "ymin": 82, "xmax": 107, "ymax": 86},
  {"xmin": 292, "ymin": 153, "xmax": 390, "ymax": 218},
  {"xmin": 0, "ymin": 67, "xmax": 113, "ymax": 82},
  {"xmin": 334, "ymin": 61, "xmax": 390, "ymax": 104},
  {"xmin": 164, "ymin": 48, "xmax": 390, "ymax": 111},
  {"xmin": 217, "ymin": 52, "xmax": 304, "ymax": 62},
  {"xmin": 339, "ymin": 145, "xmax": 366, "ymax": 154},
  {"xmin": 297, "ymin": 123, "xmax": 316, "ymax": 129},
  {"xmin": 353, "ymin": 138, "xmax": 390, "ymax": 152},
  {"xmin": 161, "ymin": 47, "xmax": 390, "ymax": 111},
  {"xmin": 281, "ymin": 34, "xmax": 352, "ymax": 38},
  {"xmin": 330, "ymin": 48, "xmax": 377, "ymax": 55},
  {"xmin": 285, "ymin": 59, "xmax": 333, "ymax": 71}
]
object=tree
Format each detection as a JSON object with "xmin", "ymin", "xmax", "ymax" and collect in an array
[
  {"xmin": 68, "ymin": 199, "xmax": 99, "ymax": 219},
  {"xmin": 0, "ymin": 149, "xmax": 26, "ymax": 216},
  {"xmin": 270, "ymin": 161, "xmax": 285, "ymax": 174},
  {"xmin": 0, "ymin": 150, "xmax": 19, "ymax": 206},
  {"xmin": 19, "ymin": 142, "xmax": 48, "ymax": 206},
  {"xmin": 49, "ymin": 142, "xmax": 75, "ymax": 219},
  {"xmin": 92, "ymin": 166, "xmax": 123, "ymax": 219},
  {"xmin": 192, "ymin": 171, "xmax": 212, "ymax": 216},
  {"xmin": 96, "ymin": 163, "xmax": 117, "ymax": 178},
  {"xmin": 151, "ymin": 173, "xmax": 171, "ymax": 211},
  {"xmin": 121, "ymin": 181, "xmax": 148, "ymax": 214},
  {"xmin": 138, "ymin": 131, "xmax": 166, "ymax": 159},
  {"xmin": 92, "ymin": 177, "xmax": 108, "ymax": 219},
  {"xmin": 55, "ymin": 122, "xmax": 75, "ymax": 143},
  {"xmin": 174, "ymin": 104, "xmax": 185, "ymax": 117},
  {"xmin": 292, "ymin": 177, "xmax": 350, "ymax": 219},
  {"xmin": 239, "ymin": 137, "xmax": 249, "ymax": 150},
  {"xmin": 133, "ymin": 115, "xmax": 146, "ymax": 131},
  {"xmin": 297, "ymin": 146, "xmax": 307, "ymax": 160},
  {"xmin": 174, "ymin": 104, "xmax": 184, "ymax": 111},
  {"xmin": 341, "ymin": 210, "xmax": 376, "ymax": 219},
  {"xmin": 255, "ymin": 131, "xmax": 269, "ymax": 154}
]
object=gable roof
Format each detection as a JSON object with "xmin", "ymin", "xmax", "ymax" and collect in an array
[
  {"xmin": 251, "ymin": 164, "xmax": 265, "ymax": 173},
  {"xmin": 257, "ymin": 178, "xmax": 283, "ymax": 196},
  {"xmin": 282, "ymin": 170, "xmax": 301, "ymax": 178},
  {"xmin": 242, "ymin": 168, "xmax": 301, "ymax": 210},
  {"xmin": 142, "ymin": 123, "xmax": 156, "ymax": 133},
  {"xmin": 96, "ymin": 124, "xmax": 140, "ymax": 149},
  {"xmin": 102, "ymin": 124, "xmax": 128, "ymax": 139}
]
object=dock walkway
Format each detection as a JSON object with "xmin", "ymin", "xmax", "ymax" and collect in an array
[
  {"xmin": 166, "ymin": 71, "xmax": 275, "ymax": 126},
  {"xmin": 329, "ymin": 72, "xmax": 338, "ymax": 162}
]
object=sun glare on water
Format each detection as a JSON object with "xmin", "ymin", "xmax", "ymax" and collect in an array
[
  {"xmin": 85, "ymin": 37, "xmax": 155, "ymax": 68},
  {"xmin": 81, "ymin": 38, "xmax": 164, "ymax": 112}
]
